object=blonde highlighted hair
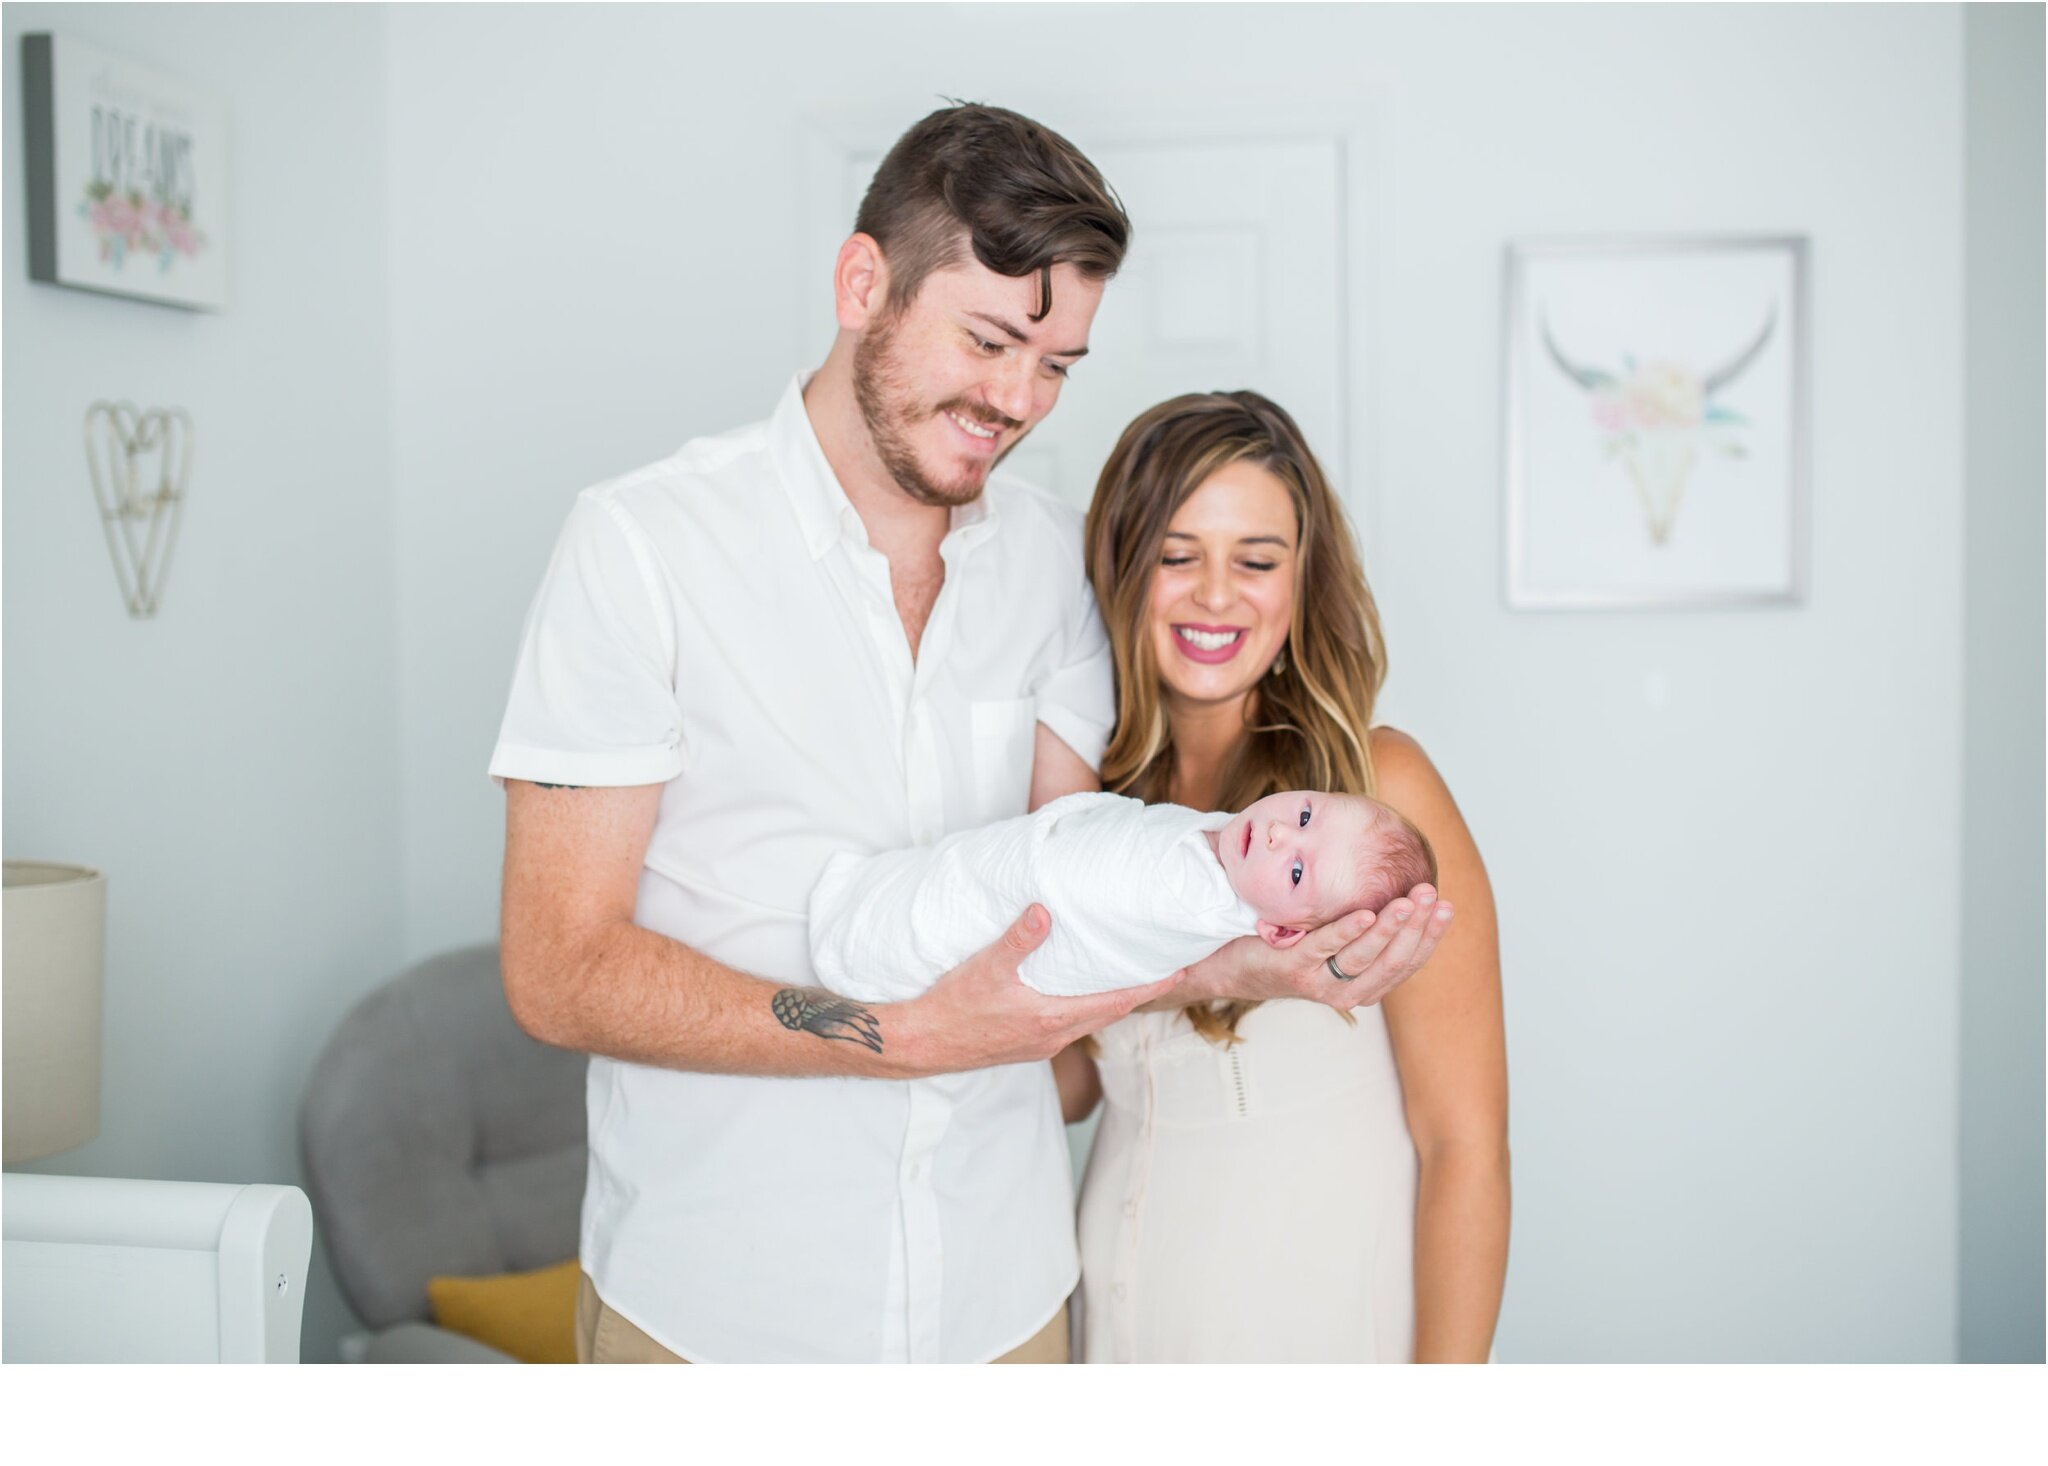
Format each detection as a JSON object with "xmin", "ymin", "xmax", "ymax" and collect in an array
[{"xmin": 1083, "ymin": 391, "xmax": 1390, "ymax": 1044}]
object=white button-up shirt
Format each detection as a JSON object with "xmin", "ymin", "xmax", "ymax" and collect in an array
[{"xmin": 489, "ymin": 374, "xmax": 1114, "ymax": 1362}]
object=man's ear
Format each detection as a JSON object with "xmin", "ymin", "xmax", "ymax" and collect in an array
[
  {"xmin": 834, "ymin": 233, "xmax": 889, "ymax": 332},
  {"xmin": 1257, "ymin": 920, "xmax": 1307, "ymax": 949}
]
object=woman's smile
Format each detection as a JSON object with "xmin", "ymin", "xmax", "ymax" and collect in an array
[{"xmin": 1172, "ymin": 623, "xmax": 1248, "ymax": 664}]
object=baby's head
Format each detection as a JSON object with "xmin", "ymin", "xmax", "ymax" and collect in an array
[{"xmin": 1217, "ymin": 789, "xmax": 1437, "ymax": 947}]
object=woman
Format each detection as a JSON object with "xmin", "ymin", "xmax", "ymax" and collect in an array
[{"xmin": 1053, "ymin": 391, "xmax": 1508, "ymax": 1363}]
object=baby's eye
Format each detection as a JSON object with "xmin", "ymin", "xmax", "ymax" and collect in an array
[
  {"xmin": 1291, "ymin": 859, "xmax": 1303, "ymax": 887},
  {"xmin": 1299, "ymin": 805, "xmax": 1312, "ymax": 828}
]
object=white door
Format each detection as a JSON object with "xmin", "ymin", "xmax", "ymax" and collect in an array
[
  {"xmin": 816, "ymin": 136, "xmax": 1350, "ymax": 512},
  {"xmin": 808, "ymin": 132, "xmax": 1351, "ymax": 1182}
]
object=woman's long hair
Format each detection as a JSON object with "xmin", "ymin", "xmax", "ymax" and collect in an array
[{"xmin": 1083, "ymin": 390, "xmax": 1389, "ymax": 1044}]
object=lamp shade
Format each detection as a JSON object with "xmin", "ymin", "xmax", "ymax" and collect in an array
[{"xmin": 3, "ymin": 861, "xmax": 105, "ymax": 1163}]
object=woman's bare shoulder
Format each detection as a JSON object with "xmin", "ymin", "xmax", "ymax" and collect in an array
[
  {"xmin": 1368, "ymin": 725, "xmax": 1438, "ymax": 788},
  {"xmin": 1367, "ymin": 725, "xmax": 1471, "ymax": 826}
]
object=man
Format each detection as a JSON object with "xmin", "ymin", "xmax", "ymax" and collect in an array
[{"xmin": 493, "ymin": 104, "xmax": 1436, "ymax": 1364}]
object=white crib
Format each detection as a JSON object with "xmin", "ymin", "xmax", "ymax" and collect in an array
[{"xmin": 3, "ymin": 1173, "xmax": 312, "ymax": 1363}]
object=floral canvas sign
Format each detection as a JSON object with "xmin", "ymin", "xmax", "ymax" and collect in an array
[
  {"xmin": 22, "ymin": 33, "xmax": 229, "ymax": 311},
  {"xmin": 1504, "ymin": 237, "xmax": 1807, "ymax": 607}
]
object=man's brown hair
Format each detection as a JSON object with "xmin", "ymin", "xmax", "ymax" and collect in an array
[{"xmin": 854, "ymin": 103, "xmax": 1131, "ymax": 322}]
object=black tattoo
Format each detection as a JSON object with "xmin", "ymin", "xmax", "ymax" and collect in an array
[
  {"xmin": 771, "ymin": 987, "xmax": 883, "ymax": 1054},
  {"xmin": 533, "ymin": 782, "xmax": 583, "ymax": 790}
]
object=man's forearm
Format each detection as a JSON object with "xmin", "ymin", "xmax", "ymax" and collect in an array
[
  {"xmin": 505, "ymin": 915, "xmax": 930, "ymax": 1079},
  {"xmin": 1410, "ymin": 1141, "xmax": 1510, "ymax": 1363}
]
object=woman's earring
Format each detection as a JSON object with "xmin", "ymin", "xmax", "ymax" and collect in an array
[{"xmin": 1271, "ymin": 647, "xmax": 1288, "ymax": 678}]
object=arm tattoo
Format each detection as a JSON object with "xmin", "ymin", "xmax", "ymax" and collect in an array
[
  {"xmin": 771, "ymin": 987, "xmax": 883, "ymax": 1054},
  {"xmin": 533, "ymin": 782, "xmax": 583, "ymax": 790}
]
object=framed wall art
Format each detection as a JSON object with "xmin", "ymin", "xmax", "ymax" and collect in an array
[
  {"xmin": 21, "ymin": 32, "xmax": 229, "ymax": 311},
  {"xmin": 1503, "ymin": 235, "xmax": 1808, "ymax": 608}
]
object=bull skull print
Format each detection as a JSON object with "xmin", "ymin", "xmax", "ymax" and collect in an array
[{"xmin": 1542, "ymin": 307, "xmax": 1775, "ymax": 545}]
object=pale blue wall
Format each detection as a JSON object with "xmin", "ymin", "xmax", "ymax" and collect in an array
[
  {"xmin": 1, "ymin": 2, "xmax": 401, "ymax": 1362},
  {"xmin": 1960, "ymin": 0, "xmax": 2045, "ymax": 1366}
]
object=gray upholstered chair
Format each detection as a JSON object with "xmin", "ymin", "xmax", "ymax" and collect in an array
[{"xmin": 299, "ymin": 943, "xmax": 586, "ymax": 1362}]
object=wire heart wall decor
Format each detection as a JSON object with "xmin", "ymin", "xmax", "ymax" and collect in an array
[{"xmin": 82, "ymin": 401, "xmax": 191, "ymax": 619}]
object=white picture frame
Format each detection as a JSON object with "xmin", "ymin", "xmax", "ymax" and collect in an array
[
  {"xmin": 1503, "ymin": 235, "xmax": 1808, "ymax": 608},
  {"xmin": 21, "ymin": 32, "xmax": 230, "ymax": 312}
]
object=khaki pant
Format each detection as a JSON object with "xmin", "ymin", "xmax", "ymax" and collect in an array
[{"xmin": 575, "ymin": 1272, "xmax": 1068, "ymax": 1363}]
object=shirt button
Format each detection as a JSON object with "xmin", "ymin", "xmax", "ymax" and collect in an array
[
  {"xmin": 1112, "ymin": 1283, "xmax": 1128, "ymax": 1300},
  {"xmin": 1124, "ymin": 1200, "xmax": 1139, "ymax": 1219}
]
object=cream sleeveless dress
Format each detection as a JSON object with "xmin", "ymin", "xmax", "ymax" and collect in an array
[{"xmin": 1075, "ymin": 995, "xmax": 1418, "ymax": 1362}]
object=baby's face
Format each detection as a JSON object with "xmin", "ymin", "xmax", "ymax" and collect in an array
[{"xmin": 1218, "ymin": 790, "xmax": 1381, "ymax": 945}]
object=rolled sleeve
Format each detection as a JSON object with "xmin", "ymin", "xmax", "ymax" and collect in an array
[
  {"xmin": 489, "ymin": 491, "xmax": 684, "ymax": 789},
  {"xmin": 1033, "ymin": 570, "xmax": 1115, "ymax": 773}
]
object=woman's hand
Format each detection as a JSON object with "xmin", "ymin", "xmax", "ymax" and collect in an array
[
  {"xmin": 1320, "ymin": 884, "xmax": 1455, "ymax": 1008},
  {"xmin": 1166, "ymin": 884, "xmax": 1454, "ymax": 1013}
]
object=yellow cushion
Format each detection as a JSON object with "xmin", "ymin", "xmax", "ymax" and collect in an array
[{"xmin": 426, "ymin": 1257, "xmax": 580, "ymax": 1364}]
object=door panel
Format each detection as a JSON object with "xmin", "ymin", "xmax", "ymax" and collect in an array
[{"xmin": 830, "ymin": 136, "xmax": 1348, "ymax": 510}]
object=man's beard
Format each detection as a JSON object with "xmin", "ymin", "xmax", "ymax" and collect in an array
[{"xmin": 852, "ymin": 315, "xmax": 1021, "ymax": 509}]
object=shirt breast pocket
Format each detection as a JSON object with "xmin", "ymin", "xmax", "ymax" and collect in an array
[{"xmin": 969, "ymin": 698, "xmax": 1038, "ymax": 822}]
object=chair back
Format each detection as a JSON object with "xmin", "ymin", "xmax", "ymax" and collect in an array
[{"xmin": 299, "ymin": 943, "xmax": 586, "ymax": 1329}]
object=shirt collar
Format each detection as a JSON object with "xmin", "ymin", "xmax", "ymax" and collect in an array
[
  {"xmin": 947, "ymin": 479, "xmax": 998, "ymax": 545},
  {"xmin": 769, "ymin": 372, "xmax": 853, "ymax": 562},
  {"xmin": 769, "ymin": 371, "xmax": 1002, "ymax": 563}
]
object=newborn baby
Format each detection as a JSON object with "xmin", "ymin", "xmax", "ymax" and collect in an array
[{"xmin": 809, "ymin": 788, "xmax": 1436, "ymax": 1003}]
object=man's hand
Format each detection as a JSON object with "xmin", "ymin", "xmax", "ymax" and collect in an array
[
  {"xmin": 889, "ymin": 904, "xmax": 1183, "ymax": 1076},
  {"xmin": 1164, "ymin": 883, "xmax": 1455, "ymax": 1014}
]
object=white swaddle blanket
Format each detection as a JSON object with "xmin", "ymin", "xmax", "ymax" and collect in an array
[{"xmin": 809, "ymin": 792, "xmax": 1256, "ymax": 1001}]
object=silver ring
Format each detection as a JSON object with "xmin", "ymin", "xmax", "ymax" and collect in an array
[{"xmin": 1326, "ymin": 954, "xmax": 1356, "ymax": 982}]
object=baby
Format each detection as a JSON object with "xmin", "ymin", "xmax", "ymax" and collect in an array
[{"xmin": 809, "ymin": 788, "xmax": 1436, "ymax": 1004}]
